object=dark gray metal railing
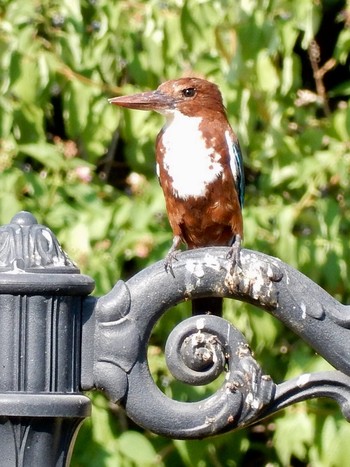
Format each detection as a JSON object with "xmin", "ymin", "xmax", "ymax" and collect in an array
[{"xmin": 1, "ymin": 211, "xmax": 350, "ymax": 465}]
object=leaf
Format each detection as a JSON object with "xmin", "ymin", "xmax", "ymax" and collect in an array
[
  {"xmin": 0, "ymin": 172, "xmax": 22, "ymax": 222},
  {"xmin": 17, "ymin": 143, "xmax": 65, "ymax": 169},
  {"xmin": 294, "ymin": 0, "xmax": 322, "ymax": 49},
  {"xmin": 118, "ymin": 431, "xmax": 158, "ymax": 465},
  {"xmin": 13, "ymin": 103, "xmax": 45, "ymax": 142},
  {"xmin": 332, "ymin": 107, "xmax": 350, "ymax": 142},
  {"xmin": 64, "ymin": 222, "xmax": 91, "ymax": 263},
  {"xmin": 63, "ymin": 80, "xmax": 95, "ymax": 137},
  {"xmin": 334, "ymin": 28, "xmax": 350, "ymax": 64},
  {"xmin": 256, "ymin": 50, "xmax": 280, "ymax": 93},
  {"xmin": 274, "ymin": 410, "xmax": 314, "ymax": 465}
]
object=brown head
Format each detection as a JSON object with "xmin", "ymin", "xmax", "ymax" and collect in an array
[{"xmin": 109, "ymin": 77, "xmax": 226, "ymax": 119}]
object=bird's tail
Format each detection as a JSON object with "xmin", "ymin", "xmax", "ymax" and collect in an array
[{"xmin": 191, "ymin": 297, "xmax": 223, "ymax": 316}]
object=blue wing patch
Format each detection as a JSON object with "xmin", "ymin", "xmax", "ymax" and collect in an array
[
  {"xmin": 232, "ymin": 141, "xmax": 245, "ymax": 208},
  {"xmin": 225, "ymin": 130, "xmax": 245, "ymax": 208}
]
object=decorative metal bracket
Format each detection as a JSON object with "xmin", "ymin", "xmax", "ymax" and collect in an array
[
  {"xmin": 82, "ymin": 247, "xmax": 350, "ymax": 438},
  {"xmin": 1, "ymin": 211, "xmax": 350, "ymax": 462}
]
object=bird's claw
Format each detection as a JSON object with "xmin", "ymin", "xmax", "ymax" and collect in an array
[
  {"xmin": 164, "ymin": 251, "xmax": 178, "ymax": 277},
  {"xmin": 164, "ymin": 236, "xmax": 181, "ymax": 277},
  {"xmin": 226, "ymin": 235, "xmax": 242, "ymax": 273}
]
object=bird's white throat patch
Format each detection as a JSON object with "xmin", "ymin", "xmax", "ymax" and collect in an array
[{"xmin": 161, "ymin": 111, "xmax": 222, "ymax": 199}]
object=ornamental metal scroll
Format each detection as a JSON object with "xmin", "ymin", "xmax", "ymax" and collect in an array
[{"xmin": 81, "ymin": 247, "xmax": 350, "ymax": 439}]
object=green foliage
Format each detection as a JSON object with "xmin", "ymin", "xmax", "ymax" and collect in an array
[{"xmin": 1, "ymin": 0, "xmax": 350, "ymax": 465}]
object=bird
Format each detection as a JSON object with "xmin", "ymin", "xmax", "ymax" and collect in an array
[{"xmin": 109, "ymin": 77, "xmax": 244, "ymax": 315}]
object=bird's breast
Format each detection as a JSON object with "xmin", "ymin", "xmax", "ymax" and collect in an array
[{"xmin": 158, "ymin": 113, "xmax": 223, "ymax": 199}]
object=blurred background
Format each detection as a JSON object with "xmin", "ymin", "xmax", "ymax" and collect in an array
[{"xmin": 0, "ymin": 0, "xmax": 349, "ymax": 465}]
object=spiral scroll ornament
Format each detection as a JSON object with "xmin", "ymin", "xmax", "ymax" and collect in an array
[{"xmin": 165, "ymin": 315, "xmax": 275, "ymax": 425}]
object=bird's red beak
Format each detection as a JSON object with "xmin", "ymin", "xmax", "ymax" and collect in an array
[{"xmin": 108, "ymin": 90, "xmax": 174, "ymax": 112}]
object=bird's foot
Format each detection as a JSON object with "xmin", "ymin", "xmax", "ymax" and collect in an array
[
  {"xmin": 164, "ymin": 250, "xmax": 178, "ymax": 277},
  {"xmin": 164, "ymin": 236, "xmax": 181, "ymax": 277},
  {"xmin": 226, "ymin": 234, "xmax": 242, "ymax": 273}
]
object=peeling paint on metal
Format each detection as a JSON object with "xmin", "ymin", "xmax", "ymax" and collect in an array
[
  {"xmin": 196, "ymin": 317, "xmax": 205, "ymax": 330},
  {"xmin": 185, "ymin": 260, "xmax": 205, "ymax": 278},
  {"xmin": 297, "ymin": 373, "xmax": 311, "ymax": 387},
  {"xmin": 285, "ymin": 271, "xmax": 290, "ymax": 285},
  {"xmin": 301, "ymin": 302, "xmax": 307, "ymax": 319},
  {"xmin": 203, "ymin": 253, "xmax": 222, "ymax": 272}
]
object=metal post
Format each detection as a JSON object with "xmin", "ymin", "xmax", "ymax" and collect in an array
[{"xmin": 0, "ymin": 212, "xmax": 94, "ymax": 467}]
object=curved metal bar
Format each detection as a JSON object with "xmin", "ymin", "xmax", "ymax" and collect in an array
[
  {"xmin": 125, "ymin": 314, "xmax": 274, "ymax": 438},
  {"xmin": 86, "ymin": 247, "xmax": 350, "ymax": 438},
  {"xmin": 126, "ymin": 247, "xmax": 350, "ymax": 376},
  {"xmin": 265, "ymin": 371, "xmax": 350, "ymax": 422}
]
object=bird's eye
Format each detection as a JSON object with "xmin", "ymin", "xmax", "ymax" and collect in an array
[{"xmin": 182, "ymin": 88, "xmax": 196, "ymax": 98}]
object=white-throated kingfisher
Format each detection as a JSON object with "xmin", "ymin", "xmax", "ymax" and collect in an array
[{"xmin": 109, "ymin": 78, "xmax": 245, "ymax": 315}]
